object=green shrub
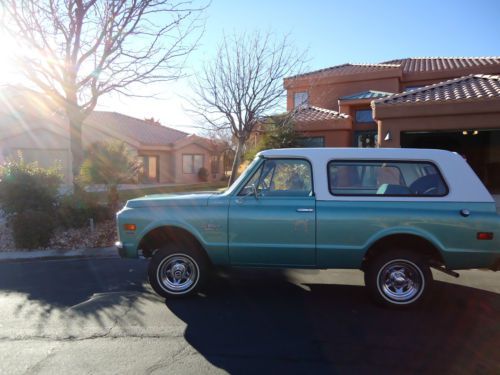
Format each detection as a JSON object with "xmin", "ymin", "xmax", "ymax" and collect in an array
[
  {"xmin": 0, "ymin": 157, "xmax": 62, "ymax": 249},
  {"xmin": 0, "ymin": 158, "xmax": 62, "ymax": 215},
  {"xmin": 79, "ymin": 141, "xmax": 142, "ymax": 211},
  {"xmin": 12, "ymin": 210, "xmax": 56, "ymax": 249},
  {"xmin": 57, "ymin": 192, "xmax": 111, "ymax": 229}
]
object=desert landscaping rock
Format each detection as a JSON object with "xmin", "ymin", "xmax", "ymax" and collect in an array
[{"xmin": 0, "ymin": 217, "xmax": 116, "ymax": 253}]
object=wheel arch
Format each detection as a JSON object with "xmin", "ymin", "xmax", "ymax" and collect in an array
[
  {"xmin": 138, "ymin": 224, "xmax": 210, "ymax": 262},
  {"xmin": 361, "ymin": 231, "xmax": 446, "ymax": 271}
]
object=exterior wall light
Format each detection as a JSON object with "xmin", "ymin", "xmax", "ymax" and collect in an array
[
  {"xmin": 384, "ymin": 130, "xmax": 391, "ymax": 142},
  {"xmin": 462, "ymin": 131, "xmax": 468, "ymax": 135},
  {"xmin": 473, "ymin": 130, "xmax": 479, "ymax": 135}
]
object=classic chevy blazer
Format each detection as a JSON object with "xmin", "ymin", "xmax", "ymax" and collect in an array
[{"xmin": 116, "ymin": 148, "xmax": 500, "ymax": 307}]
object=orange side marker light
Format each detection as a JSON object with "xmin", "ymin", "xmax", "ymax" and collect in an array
[{"xmin": 124, "ymin": 224, "xmax": 137, "ymax": 231}]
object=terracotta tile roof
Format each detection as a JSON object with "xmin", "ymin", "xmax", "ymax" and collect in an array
[
  {"xmin": 85, "ymin": 111, "xmax": 188, "ymax": 145},
  {"xmin": 340, "ymin": 90, "xmax": 394, "ymax": 100},
  {"xmin": 293, "ymin": 105, "xmax": 349, "ymax": 121},
  {"xmin": 374, "ymin": 74, "xmax": 500, "ymax": 106},
  {"xmin": 382, "ymin": 57, "xmax": 500, "ymax": 74},
  {"xmin": 287, "ymin": 63, "xmax": 400, "ymax": 79},
  {"xmin": 286, "ymin": 57, "xmax": 500, "ymax": 81}
]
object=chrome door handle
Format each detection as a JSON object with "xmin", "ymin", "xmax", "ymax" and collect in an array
[{"xmin": 296, "ymin": 208, "xmax": 314, "ymax": 212}]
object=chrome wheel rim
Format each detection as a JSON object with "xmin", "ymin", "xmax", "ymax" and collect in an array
[
  {"xmin": 157, "ymin": 253, "xmax": 199, "ymax": 294},
  {"xmin": 377, "ymin": 259, "xmax": 424, "ymax": 304}
]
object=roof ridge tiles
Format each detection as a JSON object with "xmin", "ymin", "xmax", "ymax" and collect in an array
[
  {"xmin": 373, "ymin": 74, "xmax": 500, "ymax": 106},
  {"xmin": 286, "ymin": 62, "xmax": 401, "ymax": 79},
  {"xmin": 293, "ymin": 105, "xmax": 349, "ymax": 120},
  {"xmin": 474, "ymin": 73, "xmax": 500, "ymax": 80},
  {"xmin": 373, "ymin": 75, "xmax": 474, "ymax": 104},
  {"xmin": 287, "ymin": 57, "xmax": 500, "ymax": 81}
]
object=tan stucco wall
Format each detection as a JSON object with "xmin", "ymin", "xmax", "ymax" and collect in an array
[
  {"xmin": 138, "ymin": 150, "xmax": 174, "ymax": 183},
  {"xmin": 173, "ymin": 143, "xmax": 222, "ymax": 184},
  {"xmin": 298, "ymin": 129, "xmax": 352, "ymax": 147},
  {"xmin": 1, "ymin": 128, "xmax": 72, "ymax": 184},
  {"xmin": 0, "ymin": 116, "xmax": 223, "ymax": 186}
]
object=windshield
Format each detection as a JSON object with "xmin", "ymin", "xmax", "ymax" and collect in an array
[{"xmin": 223, "ymin": 156, "xmax": 263, "ymax": 195}]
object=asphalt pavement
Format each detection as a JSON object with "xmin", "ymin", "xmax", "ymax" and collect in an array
[{"xmin": 0, "ymin": 257, "xmax": 498, "ymax": 375}]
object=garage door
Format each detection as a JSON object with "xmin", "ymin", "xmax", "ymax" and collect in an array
[{"xmin": 401, "ymin": 129, "xmax": 500, "ymax": 194}]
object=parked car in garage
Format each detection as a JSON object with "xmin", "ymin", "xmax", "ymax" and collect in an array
[{"xmin": 116, "ymin": 148, "xmax": 500, "ymax": 307}]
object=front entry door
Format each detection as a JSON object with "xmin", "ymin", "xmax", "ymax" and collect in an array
[{"xmin": 228, "ymin": 158, "xmax": 316, "ymax": 266}]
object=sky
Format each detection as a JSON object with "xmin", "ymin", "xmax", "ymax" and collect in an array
[{"xmin": 2, "ymin": 0, "xmax": 500, "ymax": 134}]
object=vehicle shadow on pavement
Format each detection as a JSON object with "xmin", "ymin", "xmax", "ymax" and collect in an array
[
  {"xmin": 165, "ymin": 269, "xmax": 500, "ymax": 375},
  {"xmin": 0, "ymin": 258, "xmax": 153, "ymax": 334}
]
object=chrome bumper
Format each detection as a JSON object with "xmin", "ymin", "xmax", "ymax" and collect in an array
[{"xmin": 115, "ymin": 241, "xmax": 127, "ymax": 258}]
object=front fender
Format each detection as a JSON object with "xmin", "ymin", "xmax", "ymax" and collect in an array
[{"xmin": 138, "ymin": 219, "xmax": 207, "ymax": 251}]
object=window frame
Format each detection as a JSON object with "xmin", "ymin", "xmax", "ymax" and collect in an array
[
  {"xmin": 297, "ymin": 136, "xmax": 325, "ymax": 147},
  {"xmin": 182, "ymin": 153, "xmax": 204, "ymax": 174},
  {"xmin": 237, "ymin": 157, "xmax": 315, "ymax": 197},
  {"xmin": 327, "ymin": 159, "xmax": 449, "ymax": 197},
  {"xmin": 139, "ymin": 155, "xmax": 160, "ymax": 182},
  {"xmin": 210, "ymin": 154, "xmax": 219, "ymax": 174},
  {"xmin": 293, "ymin": 91, "xmax": 309, "ymax": 108},
  {"xmin": 354, "ymin": 109, "xmax": 374, "ymax": 123}
]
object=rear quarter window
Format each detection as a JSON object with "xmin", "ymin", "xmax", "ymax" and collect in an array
[{"xmin": 328, "ymin": 160, "xmax": 448, "ymax": 197}]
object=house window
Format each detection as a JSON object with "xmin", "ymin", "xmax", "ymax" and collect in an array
[
  {"xmin": 294, "ymin": 92, "xmax": 308, "ymax": 108},
  {"xmin": 183, "ymin": 154, "xmax": 204, "ymax": 174},
  {"xmin": 297, "ymin": 137, "xmax": 325, "ymax": 147},
  {"xmin": 211, "ymin": 155, "xmax": 219, "ymax": 174},
  {"xmin": 355, "ymin": 109, "xmax": 374, "ymax": 123},
  {"xmin": 139, "ymin": 155, "xmax": 159, "ymax": 182}
]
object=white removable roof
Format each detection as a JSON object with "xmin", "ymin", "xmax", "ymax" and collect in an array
[{"xmin": 257, "ymin": 148, "xmax": 494, "ymax": 203}]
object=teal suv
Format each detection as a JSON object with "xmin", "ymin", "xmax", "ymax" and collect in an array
[{"xmin": 116, "ymin": 148, "xmax": 500, "ymax": 307}]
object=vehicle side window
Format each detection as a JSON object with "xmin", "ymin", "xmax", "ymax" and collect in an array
[
  {"xmin": 239, "ymin": 163, "xmax": 263, "ymax": 196},
  {"xmin": 240, "ymin": 159, "xmax": 313, "ymax": 197},
  {"xmin": 328, "ymin": 160, "xmax": 448, "ymax": 197}
]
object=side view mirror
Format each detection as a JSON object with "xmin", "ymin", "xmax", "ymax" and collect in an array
[{"xmin": 251, "ymin": 184, "xmax": 259, "ymax": 199}]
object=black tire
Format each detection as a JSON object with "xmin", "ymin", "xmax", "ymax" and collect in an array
[
  {"xmin": 148, "ymin": 244, "xmax": 209, "ymax": 298},
  {"xmin": 364, "ymin": 250, "xmax": 432, "ymax": 308}
]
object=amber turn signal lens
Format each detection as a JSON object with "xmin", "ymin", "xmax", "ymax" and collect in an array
[
  {"xmin": 124, "ymin": 224, "xmax": 137, "ymax": 231},
  {"xmin": 477, "ymin": 232, "xmax": 493, "ymax": 240}
]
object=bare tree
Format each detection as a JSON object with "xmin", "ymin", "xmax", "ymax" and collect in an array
[
  {"xmin": 189, "ymin": 31, "xmax": 307, "ymax": 185},
  {"xmin": 0, "ymin": 0, "xmax": 205, "ymax": 183}
]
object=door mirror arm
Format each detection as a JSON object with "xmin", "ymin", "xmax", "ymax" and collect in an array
[{"xmin": 251, "ymin": 184, "xmax": 259, "ymax": 199}]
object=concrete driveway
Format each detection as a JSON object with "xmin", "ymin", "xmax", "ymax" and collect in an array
[{"xmin": 0, "ymin": 258, "xmax": 498, "ymax": 374}]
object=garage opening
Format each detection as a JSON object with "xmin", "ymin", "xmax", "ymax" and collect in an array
[{"xmin": 401, "ymin": 129, "xmax": 500, "ymax": 194}]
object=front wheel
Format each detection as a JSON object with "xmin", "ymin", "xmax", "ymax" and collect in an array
[
  {"xmin": 148, "ymin": 245, "xmax": 208, "ymax": 298},
  {"xmin": 365, "ymin": 250, "xmax": 432, "ymax": 307}
]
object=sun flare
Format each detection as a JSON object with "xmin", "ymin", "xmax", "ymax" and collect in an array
[{"xmin": 0, "ymin": 30, "xmax": 17, "ymax": 84}]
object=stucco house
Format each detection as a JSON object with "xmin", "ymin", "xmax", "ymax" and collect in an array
[
  {"xmin": 0, "ymin": 90, "xmax": 225, "ymax": 185},
  {"xmin": 275, "ymin": 57, "xmax": 500, "ymax": 193}
]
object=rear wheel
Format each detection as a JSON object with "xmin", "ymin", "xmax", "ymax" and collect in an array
[
  {"xmin": 148, "ymin": 244, "xmax": 208, "ymax": 298},
  {"xmin": 365, "ymin": 250, "xmax": 432, "ymax": 307}
]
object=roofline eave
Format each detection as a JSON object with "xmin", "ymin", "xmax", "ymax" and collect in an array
[
  {"xmin": 373, "ymin": 97, "xmax": 500, "ymax": 120},
  {"xmin": 284, "ymin": 69, "xmax": 402, "ymax": 89}
]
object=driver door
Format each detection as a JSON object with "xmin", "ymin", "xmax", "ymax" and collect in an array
[{"xmin": 228, "ymin": 158, "xmax": 316, "ymax": 266}]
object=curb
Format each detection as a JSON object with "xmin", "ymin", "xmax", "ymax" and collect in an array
[{"xmin": 0, "ymin": 247, "xmax": 118, "ymax": 263}]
